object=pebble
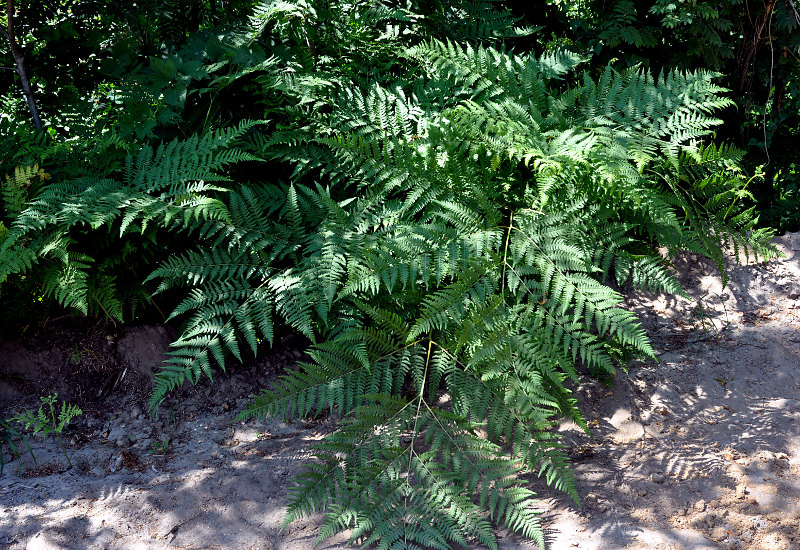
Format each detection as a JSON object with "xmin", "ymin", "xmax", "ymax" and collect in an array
[
  {"xmin": 695, "ymin": 500, "xmax": 706, "ymax": 512},
  {"xmin": 735, "ymin": 483, "xmax": 747, "ymax": 499},
  {"xmin": 108, "ymin": 426, "xmax": 126, "ymax": 442},
  {"xmin": 741, "ymin": 531, "xmax": 753, "ymax": 543},
  {"xmin": 650, "ymin": 472, "xmax": 665, "ymax": 483},
  {"xmin": 711, "ymin": 526, "xmax": 729, "ymax": 541}
]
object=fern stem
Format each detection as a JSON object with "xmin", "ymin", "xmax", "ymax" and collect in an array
[
  {"xmin": 94, "ymin": 298, "xmax": 116, "ymax": 326},
  {"xmin": 403, "ymin": 337, "xmax": 432, "ymax": 545},
  {"xmin": 46, "ymin": 399, "xmax": 72, "ymax": 469},
  {"xmin": 55, "ymin": 432, "xmax": 72, "ymax": 469},
  {"xmin": 501, "ymin": 210, "xmax": 514, "ymax": 302}
]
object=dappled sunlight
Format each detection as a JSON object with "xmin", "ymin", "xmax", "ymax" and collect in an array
[
  {"xmin": 0, "ymin": 444, "xmax": 328, "ymax": 550},
  {"xmin": 526, "ymin": 236, "xmax": 800, "ymax": 549}
]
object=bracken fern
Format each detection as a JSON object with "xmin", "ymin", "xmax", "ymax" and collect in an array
[
  {"xmin": 0, "ymin": 13, "xmax": 779, "ymax": 550},
  {"xmin": 163, "ymin": 39, "xmax": 774, "ymax": 548}
]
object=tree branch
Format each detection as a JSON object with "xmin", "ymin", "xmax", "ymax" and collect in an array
[
  {"xmin": 734, "ymin": 0, "xmax": 777, "ymax": 95},
  {"xmin": 5, "ymin": 0, "xmax": 42, "ymax": 130}
]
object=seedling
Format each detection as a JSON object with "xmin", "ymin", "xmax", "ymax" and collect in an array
[
  {"xmin": 150, "ymin": 438, "xmax": 171, "ymax": 455},
  {"xmin": 12, "ymin": 394, "xmax": 82, "ymax": 469}
]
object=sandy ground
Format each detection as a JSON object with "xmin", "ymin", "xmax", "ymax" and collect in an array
[{"xmin": 2, "ymin": 234, "xmax": 800, "ymax": 550}]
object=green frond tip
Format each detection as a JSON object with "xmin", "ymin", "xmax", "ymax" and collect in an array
[{"xmin": 277, "ymin": 393, "xmax": 548, "ymax": 550}]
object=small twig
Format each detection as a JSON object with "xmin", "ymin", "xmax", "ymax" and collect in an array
[
  {"xmin": 42, "ymin": 314, "xmax": 74, "ymax": 327},
  {"xmin": 111, "ymin": 367, "xmax": 128, "ymax": 393}
]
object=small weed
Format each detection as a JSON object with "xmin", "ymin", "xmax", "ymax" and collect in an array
[
  {"xmin": 150, "ymin": 438, "xmax": 171, "ymax": 455},
  {"xmin": 691, "ymin": 290, "xmax": 732, "ymax": 341},
  {"xmin": 11, "ymin": 394, "xmax": 82, "ymax": 469},
  {"xmin": 162, "ymin": 407, "xmax": 179, "ymax": 431}
]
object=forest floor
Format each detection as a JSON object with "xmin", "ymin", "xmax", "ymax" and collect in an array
[{"xmin": 1, "ymin": 234, "xmax": 800, "ymax": 550}]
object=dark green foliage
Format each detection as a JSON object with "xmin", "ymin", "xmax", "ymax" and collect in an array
[
  {"xmin": 530, "ymin": 0, "xmax": 800, "ymax": 232},
  {"xmin": 0, "ymin": 122, "xmax": 261, "ymax": 322}
]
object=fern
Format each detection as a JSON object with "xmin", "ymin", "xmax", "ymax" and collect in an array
[
  {"xmin": 0, "ymin": 121, "xmax": 263, "ymax": 321},
  {"xmin": 595, "ymin": 0, "xmax": 736, "ymax": 69},
  {"xmin": 236, "ymin": 40, "xmax": 776, "ymax": 548},
  {"xmin": 218, "ymin": 40, "xmax": 779, "ymax": 548}
]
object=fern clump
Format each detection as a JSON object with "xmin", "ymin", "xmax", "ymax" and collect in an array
[
  {"xmin": 152, "ymin": 40, "xmax": 773, "ymax": 548},
  {"xmin": 0, "ymin": 15, "xmax": 778, "ymax": 550}
]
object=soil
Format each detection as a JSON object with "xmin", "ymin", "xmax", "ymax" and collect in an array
[{"xmin": 2, "ymin": 233, "xmax": 800, "ymax": 550}]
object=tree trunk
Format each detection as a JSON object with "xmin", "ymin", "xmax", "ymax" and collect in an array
[{"xmin": 5, "ymin": 0, "xmax": 42, "ymax": 130}]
